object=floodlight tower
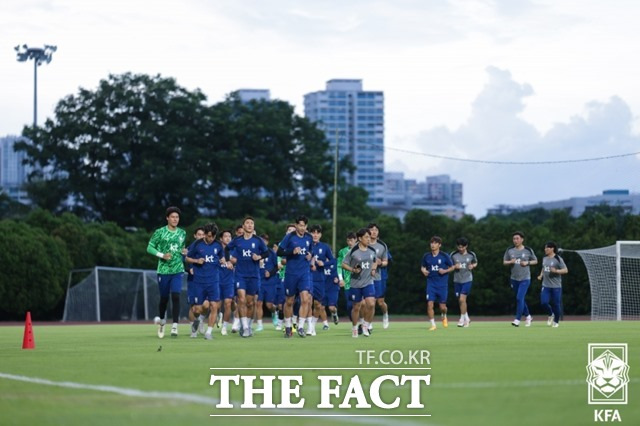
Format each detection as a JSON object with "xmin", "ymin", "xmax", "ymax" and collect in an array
[{"xmin": 14, "ymin": 44, "xmax": 57, "ymax": 127}]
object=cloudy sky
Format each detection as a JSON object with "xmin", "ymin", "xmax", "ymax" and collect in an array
[{"xmin": 2, "ymin": 0, "xmax": 639, "ymax": 217}]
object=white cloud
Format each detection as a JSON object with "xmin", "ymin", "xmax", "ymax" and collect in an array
[{"xmin": 387, "ymin": 67, "xmax": 640, "ymax": 217}]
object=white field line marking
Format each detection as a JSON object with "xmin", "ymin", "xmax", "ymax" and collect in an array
[{"xmin": 0, "ymin": 372, "xmax": 432, "ymax": 426}]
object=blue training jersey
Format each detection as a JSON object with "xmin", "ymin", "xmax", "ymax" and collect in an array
[
  {"xmin": 421, "ymin": 251, "xmax": 453, "ymax": 287},
  {"xmin": 381, "ymin": 250, "xmax": 392, "ymax": 280},
  {"xmin": 277, "ymin": 231, "xmax": 313, "ymax": 276},
  {"xmin": 228, "ymin": 235, "xmax": 269, "ymax": 278},
  {"xmin": 187, "ymin": 240, "xmax": 224, "ymax": 283},
  {"xmin": 260, "ymin": 249, "xmax": 279, "ymax": 283},
  {"xmin": 311, "ymin": 241, "xmax": 334, "ymax": 282}
]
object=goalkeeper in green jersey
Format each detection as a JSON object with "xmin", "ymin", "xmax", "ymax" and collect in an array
[
  {"xmin": 147, "ymin": 206, "xmax": 186, "ymax": 338},
  {"xmin": 336, "ymin": 232, "xmax": 357, "ymax": 323}
]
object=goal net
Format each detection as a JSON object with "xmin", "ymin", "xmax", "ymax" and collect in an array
[
  {"xmin": 576, "ymin": 241, "xmax": 640, "ymax": 320},
  {"xmin": 62, "ymin": 266, "xmax": 190, "ymax": 322}
]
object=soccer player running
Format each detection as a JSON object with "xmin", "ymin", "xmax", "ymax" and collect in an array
[
  {"xmin": 309, "ymin": 224, "xmax": 335, "ymax": 336},
  {"xmin": 503, "ymin": 231, "xmax": 538, "ymax": 327},
  {"xmin": 218, "ymin": 230, "xmax": 235, "ymax": 335},
  {"xmin": 450, "ymin": 237, "xmax": 478, "ymax": 328},
  {"xmin": 256, "ymin": 234, "xmax": 279, "ymax": 332},
  {"xmin": 337, "ymin": 232, "xmax": 357, "ymax": 324},
  {"xmin": 277, "ymin": 215, "xmax": 313, "ymax": 338},
  {"xmin": 537, "ymin": 241, "xmax": 568, "ymax": 328},
  {"xmin": 147, "ymin": 206, "xmax": 187, "ymax": 338},
  {"xmin": 186, "ymin": 223, "xmax": 225, "ymax": 340},
  {"xmin": 185, "ymin": 227, "xmax": 205, "ymax": 336},
  {"xmin": 421, "ymin": 236, "xmax": 455, "ymax": 331},
  {"xmin": 342, "ymin": 228, "xmax": 377, "ymax": 338},
  {"xmin": 228, "ymin": 216, "xmax": 269, "ymax": 338},
  {"xmin": 368, "ymin": 223, "xmax": 389, "ymax": 330}
]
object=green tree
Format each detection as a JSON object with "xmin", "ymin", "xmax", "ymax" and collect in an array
[
  {"xmin": 209, "ymin": 94, "xmax": 344, "ymax": 221},
  {"xmin": 17, "ymin": 73, "xmax": 214, "ymax": 228},
  {"xmin": 0, "ymin": 220, "xmax": 72, "ymax": 319}
]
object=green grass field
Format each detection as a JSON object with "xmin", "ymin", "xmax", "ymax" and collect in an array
[{"xmin": 1, "ymin": 319, "xmax": 638, "ymax": 426}]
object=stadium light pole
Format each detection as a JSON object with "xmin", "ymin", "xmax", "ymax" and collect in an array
[
  {"xmin": 14, "ymin": 44, "xmax": 57, "ymax": 127},
  {"xmin": 331, "ymin": 129, "xmax": 339, "ymax": 253}
]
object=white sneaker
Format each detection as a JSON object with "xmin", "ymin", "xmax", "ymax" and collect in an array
[
  {"xmin": 511, "ymin": 319, "xmax": 520, "ymax": 327},
  {"xmin": 362, "ymin": 325, "xmax": 370, "ymax": 337},
  {"xmin": 256, "ymin": 324, "xmax": 264, "ymax": 332},
  {"xmin": 190, "ymin": 331, "xmax": 198, "ymax": 338},
  {"xmin": 198, "ymin": 320, "xmax": 206, "ymax": 335},
  {"xmin": 231, "ymin": 318, "xmax": 240, "ymax": 333},
  {"xmin": 352, "ymin": 328, "xmax": 359, "ymax": 338},
  {"xmin": 382, "ymin": 313, "xmax": 389, "ymax": 329},
  {"xmin": 275, "ymin": 323, "xmax": 282, "ymax": 331},
  {"xmin": 463, "ymin": 320, "xmax": 470, "ymax": 328},
  {"xmin": 552, "ymin": 322, "xmax": 559, "ymax": 328},
  {"xmin": 309, "ymin": 328, "xmax": 317, "ymax": 337},
  {"xmin": 154, "ymin": 317, "xmax": 165, "ymax": 338},
  {"xmin": 170, "ymin": 323, "xmax": 178, "ymax": 337},
  {"xmin": 525, "ymin": 315, "xmax": 532, "ymax": 327},
  {"xmin": 547, "ymin": 314, "xmax": 554, "ymax": 326},
  {"xmin": 221, "ymin": 326, "xmax": 228, "ymax": 336},
  {"xmin": 457, "ymin": 319, "xmax": 465, "ymax": 327},
  {"xmin": 204, "ymin": 332, "xmax": 213, "ymax": 340}
]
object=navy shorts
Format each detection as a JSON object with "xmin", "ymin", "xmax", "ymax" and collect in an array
[
  {"xmin": 236, "ymin": 275, "xmax": 260, "ymax": 296},
  {"xmin": 374, "ymin": 279, "xmax": 387, "ymax": 298},
  {"xmin": 348, "ymin": 284, "xmax": 375, "ymax": 303},
  {"xmin": 454, "ymin": 281, "xmax": 472, "ymax": 297},
  {"xmin": 312, "ymin": 279, "xmax": 325, "ymax": 301},
  {"xmin": 284, "ymin": 272, "xmax": 311, "ymax": 297},
  {"xmin": 323, "ymin": 279, "xmax": 340, "ymax": 307},
  {"xmin": 158, "ymin": 273, "xmax": 183, "ymax": 297},
  {"xmin": 426, "ymin": 284, "xmax": 448, "ymax": 303},
  {"xmin": 194, "ymin": 280, "xmax": 220, "ymax": 304}
]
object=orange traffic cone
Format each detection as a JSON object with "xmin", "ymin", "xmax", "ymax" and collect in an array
[{"xmin": 22, "ymin": 311, "xmax": 35, "ymax": 350}]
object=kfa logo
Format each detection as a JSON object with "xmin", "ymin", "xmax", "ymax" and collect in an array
[{"xmin": 586, "ymin": 343, "xmax": 629, "ymax": 405}]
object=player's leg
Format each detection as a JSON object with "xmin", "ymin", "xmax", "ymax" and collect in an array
[
  {"xmin": 427, "ymin": 299, "xmax": 436, "ymax": 331},
  {"xmin": 511, "ymin": 279, "xmax": 522, "ymax": 326},
  {"xmin": 350, "ymin": 289, "xmax": 363, "ymax": 338},
  {"xmin": 550, "ymin": 288, "xmax": 562, "ymax": 327},
  {"xmin": 154, "ymin": 274, "xmax": 171, "ymax": 338}
]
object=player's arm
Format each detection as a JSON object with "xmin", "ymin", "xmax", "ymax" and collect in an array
[
  {"xmin": 147, "ymin": 230, "xmax": 171, "ymax": 260},
  {"xmin": 550, "ymin": 258, "xmax": 568, "ymax": 275},
  {"xmin": 503, "ymin": 249, "xmax": 515, "ymax": 265}
]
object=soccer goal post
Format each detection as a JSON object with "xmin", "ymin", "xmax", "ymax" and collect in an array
[
  {"xmin": 62, "ymin": 266, "xmax": 189, "ymax": 322},
  {"xmin": 576, "ymin": 241, "xmax": 640, "ymax": 321}
]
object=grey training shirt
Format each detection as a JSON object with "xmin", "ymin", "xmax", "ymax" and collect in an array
[
  {"xmin": 342, "ymin": 246, "xmax": 377, "ymax": 289},
  {"xmin": 451, "ymin": 251, "xmax": 478, "ymax": 283},
  {"xmin": 541, "ymin": 255, "xmax": 567, "ymax": 288},
  {"xmin": 504, "ymin": 246, "xmax": 537, "ymax": 281}
]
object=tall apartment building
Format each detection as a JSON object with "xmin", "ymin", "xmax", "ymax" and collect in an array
[
  {"xmin": 304, "ymin": 79, "xmax": 385, "ymax": 206},
  {"xmin": 0, "ymin": 135, "xmax": 29, "ymax": 203},
  {"xmin": 382, "ymin": 172, "xmax": 465, "ymax": 220}
]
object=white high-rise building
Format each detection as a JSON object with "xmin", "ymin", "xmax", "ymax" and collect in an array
[
  {"xmin": 0, "ymin": 135, "xmax": 30, "ymax": 203},
  {"xmin": 304, "ymin": 79, "xmax": 385, "ymax": 206}
]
